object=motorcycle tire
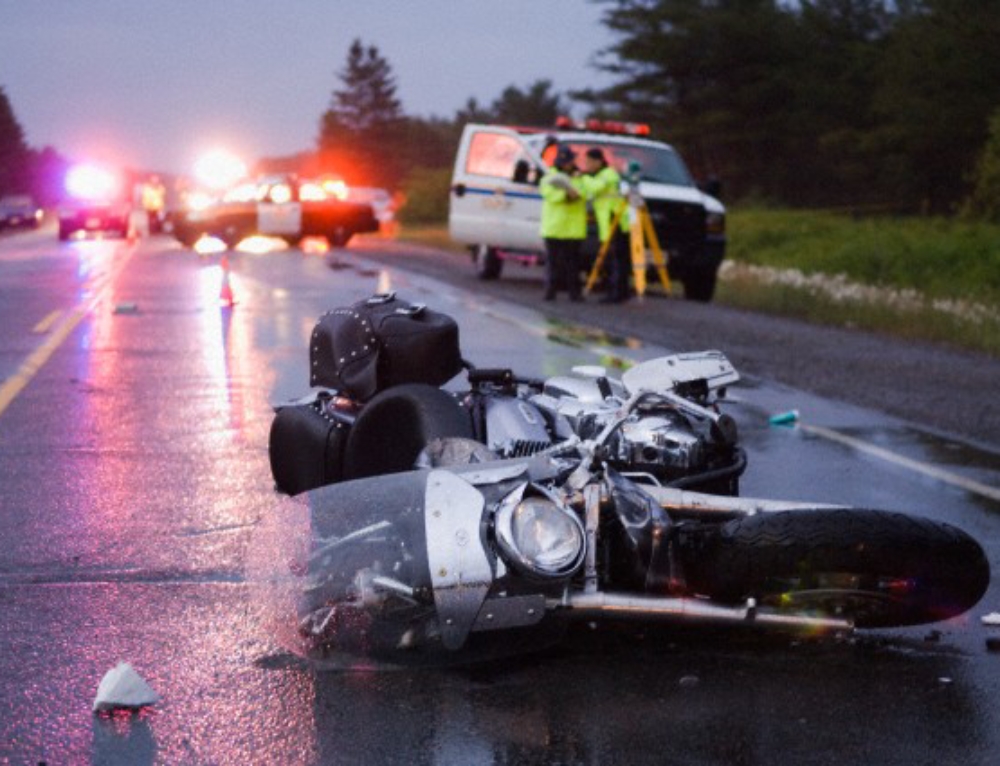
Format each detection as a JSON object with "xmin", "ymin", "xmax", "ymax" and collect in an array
[
  {"xmin": 343, "ymin": 383, "xmax": 474, "ymax": 481},
  {"xmin": 684, "ymin": 509, "xmax": 990, "ymax": 628}
]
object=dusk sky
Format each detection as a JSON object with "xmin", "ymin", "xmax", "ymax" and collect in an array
[{"xmin": 0, "ymin": 1, "xmax": 617, "ymax": 175}]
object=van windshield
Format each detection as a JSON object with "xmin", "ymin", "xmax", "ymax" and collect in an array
[{"xmin": 540, "ymin": 140, "xmax": 695, "ymax": 187}]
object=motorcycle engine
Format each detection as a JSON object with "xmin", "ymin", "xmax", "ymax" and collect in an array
[
  {"xmin": 529, "ymin": 372, "xmax": 714, "ymax": 481},
  {"xmin": 484, "ymin": 397, "xmax": 554, "ymax": 458},
  {"xmin": 616, "ymin": 413, "xmax": 705, "ymax": 474}
]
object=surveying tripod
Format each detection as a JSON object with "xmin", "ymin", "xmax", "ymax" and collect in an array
[{"xmin": 584, "ymin": 166, "xmax": 671, "ymax": 299}]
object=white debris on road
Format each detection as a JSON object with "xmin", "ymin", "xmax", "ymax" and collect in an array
[{"xmin": 93, "ymin": 662, "xmax": 160, "ymax": 713}]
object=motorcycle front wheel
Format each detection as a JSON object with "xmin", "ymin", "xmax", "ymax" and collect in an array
[{"xmin": 685, "ymin": 509, "xmax": 990, "ymax": 628}]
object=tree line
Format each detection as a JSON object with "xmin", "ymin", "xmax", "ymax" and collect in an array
[
  {"xmin": 313, "ymin": 2, "xmax": 1000, "ymax": 219},
  {"xmin": 3, "ymin": 1, "xmax": 999, "ymax": 220},
  {"xmin": 582, "ymin": 0, "xmax": 1000, "ymax": 215}
]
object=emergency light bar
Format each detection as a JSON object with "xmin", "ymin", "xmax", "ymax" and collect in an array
[{"xmin": 554, "ymin": 116, "xmax": 651, "ymax": 137}]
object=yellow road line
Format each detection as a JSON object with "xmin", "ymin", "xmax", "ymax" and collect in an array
[
  {"xmin": 802, "ymin": 423, "xmax": 1000, "ymax": 504},
  {"xmin": 32, "ymin": 310, "xmax": 63, "ymax": 334},
  {"xmin": 0, "ymin": 240, "xmax": 138, "ymax": 420},
  {"xmin": 0, "ymin": 307, "xmax": 89, "ymax": 417}
]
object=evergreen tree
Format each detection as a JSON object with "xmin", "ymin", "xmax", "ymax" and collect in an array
[
  {"xmin": 318, "ymin": 40, "xmax": 405, "ymax": 187},
  {"xmin": 589, "ymin": 0, "xmax": 800, "ymax": 195},
  {"xmin": 871, "ymin": 0, "xmax": 1000, "ymax": 212},
  {"xmin": 590, "ymin": 0, "xmax": 1000, "ymax": 211},
  {"xmin": 962, "ymin": 106, "xmax": 1000, "ymax": 222},
  {"xmin": 489, "ymin": 80, "xmax": 565, "ymax": 126},
  {"xmin": 454, "ymin": 97, "xmax": 495, "ymax": 125},
  {"xmin": 0, "ymin": 86, "xmax": 30, "ymax": 195},
  {"xmin": 324, "ymin": 39, "xmax": 402, "ymax": 133},
  {"xmin": 788, "ymin": 0, "xmax": 896, "ymax": 206}
]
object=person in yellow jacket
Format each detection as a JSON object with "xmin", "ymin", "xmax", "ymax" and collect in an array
[
  {"xmin": 581, "ymin": 147, "xmax": 630, "ymax": 303},
  {"xmin": 540, "ymin": 145, "xmax": 587, "ymax": 301}
]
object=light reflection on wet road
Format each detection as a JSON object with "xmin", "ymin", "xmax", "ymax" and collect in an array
[{"xmin": 0, "ymin": 230, "xmax": 997, "ymax": 764}]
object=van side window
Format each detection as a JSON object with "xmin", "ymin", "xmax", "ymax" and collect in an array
[{"xmin": 465, "ymin": 133, "xmax": 526, "ymax": 179}]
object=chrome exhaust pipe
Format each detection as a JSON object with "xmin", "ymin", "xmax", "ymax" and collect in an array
[{"xmin": 554, "ymin": 592, "xmax": 853, "ymax": 632}]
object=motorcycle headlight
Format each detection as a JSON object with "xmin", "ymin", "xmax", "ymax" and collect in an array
[{"xmin": 495, "ymin": 489, "xmax": 585, "ymax": 580}]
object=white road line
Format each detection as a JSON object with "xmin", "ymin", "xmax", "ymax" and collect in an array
[{"xmin": 802, "ymin": 423, "xmax": 1000, "ymax": 504}]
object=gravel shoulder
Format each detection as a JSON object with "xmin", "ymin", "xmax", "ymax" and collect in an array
[{"xmin": 351, "ymin": 238, "xmax": 1000, "ymax": 451}]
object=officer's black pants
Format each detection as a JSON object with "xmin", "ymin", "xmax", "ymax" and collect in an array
[
  {"xmin": 544, "ymin": 237, "xmax": 583, "ymax": 299},
  {"xmin": 603, "ymin": 229, "xmax": 631, "ymax": 301}
]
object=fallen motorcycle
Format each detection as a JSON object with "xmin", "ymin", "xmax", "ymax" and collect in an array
[
  {"xmin": 291, "ymin": 391, "xmax": 990, "ymax": 663},
  {"xmin": 269, "ymin": 292, "xmax": 989, "ymax": 663},
  {"xmin": 269, "ymin": 292, "xmax": 745, "ymax": 497}
]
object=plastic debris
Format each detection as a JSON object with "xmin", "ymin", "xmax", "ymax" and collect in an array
[
  {"xmin": 678, "ymin": 675, "xmax": 700, "ymax": 688},
  {"xmin": 980, "ymin": 612, "xmax": 1000, "ymax": 626},
  {"xmin": 768, "ymin": 409, "xmax": 800, "ymax": 426},
  {"xmin": 93, "ymin": 662, "xmax": 160, "ymax": 713}
]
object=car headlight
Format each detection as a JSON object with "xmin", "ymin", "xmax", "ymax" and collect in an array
[{"xmin": 494, "ymin": 486, "xmax": 585, "ymax": 580}]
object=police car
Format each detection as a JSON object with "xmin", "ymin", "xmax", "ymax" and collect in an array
[
  {"xmin": 58, "ymin": 163, "xmax": 133, "ymax": 241},
  {"xmin": 172, "ymin": 175, "xmax": 380, "ymax": 250},
  {"xmin": 448, "ymin": 120, "xmax": 726, "ymax": 301}
]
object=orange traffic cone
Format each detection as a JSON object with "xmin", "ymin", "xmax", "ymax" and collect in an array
[{"xmin": 219, "ymin": 255, "xmax": 237, "ymax": 307}]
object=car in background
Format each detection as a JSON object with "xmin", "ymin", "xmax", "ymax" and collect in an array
[
  {"xmin": 58, "ymin": 164, "xmax": 132, "ymax": 241},
  {"xmin": 0, "ymin": 194, "xmax": 43, "ymax": 230},
  {"xmin": 171, "ymin": 175, "xmax": 379, "ymax": 249}
]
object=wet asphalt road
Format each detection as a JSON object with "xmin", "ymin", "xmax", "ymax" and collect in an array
[{"xmin": 0, "ymin": 227, "xmax": 998, "ymax": 765}]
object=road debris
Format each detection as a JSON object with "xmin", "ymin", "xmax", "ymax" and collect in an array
[
  {"xmin": 93, "ymin": 662, "xmax": 160, "ymax": 713},
  {"xmin": 768, "ymin": 409, "xmax": 799, "ymax": 426}
]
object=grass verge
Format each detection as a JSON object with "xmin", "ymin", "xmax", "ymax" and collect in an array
[{"xmin": 725, "ymin": 209, "xmax": 1000, "ymax": 356}]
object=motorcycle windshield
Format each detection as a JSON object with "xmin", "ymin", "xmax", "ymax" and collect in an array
[{"xmin": 300, "ymin": 471, "xmax": 437, "ymax": 664}]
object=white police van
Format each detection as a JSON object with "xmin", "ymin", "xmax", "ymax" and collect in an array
[{"xmin": 448, "ymin": 120, "xmax": 726, "ymax": 301}]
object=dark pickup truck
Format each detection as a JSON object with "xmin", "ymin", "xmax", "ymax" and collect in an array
[{"xmin": 172, "ymin": 176, "xmax": 379, "ymax": 249}]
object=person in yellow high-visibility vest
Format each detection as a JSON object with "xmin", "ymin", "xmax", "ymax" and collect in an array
[
  {"xmin": 540, "ymin": 145, "xmax": 587, "ymax": 302},
  {"xmin": 581, "ymin": 147, "xmax": 630, "ymax": 303}
]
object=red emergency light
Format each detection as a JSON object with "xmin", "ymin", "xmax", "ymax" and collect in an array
[{"xmin": 555, "ymin": 116, "xmax": 652, "ymax": 137}]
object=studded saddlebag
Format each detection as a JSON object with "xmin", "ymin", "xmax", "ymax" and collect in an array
[
  {"xmin": 309, "ymin": 293, "xmax": 462, "ymax": 402},
  {"xmin": 268, "ymin": 397, "xmax": 351, "ymax": 496}
]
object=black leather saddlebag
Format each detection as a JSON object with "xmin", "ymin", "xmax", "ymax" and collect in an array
[
  {"xmin": 309, "ymin": 293, "xmax": 462, "ymax": 401},
  {"xmin": 268, "ymin": 399, "xmax": 350, "ymax": 496}
]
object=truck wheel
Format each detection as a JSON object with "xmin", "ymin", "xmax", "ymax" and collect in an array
[
  {"xmin": 683, "ymin": 266, "xmax": 717, "ymax": 302},
  {"xmin": 58, "ymin": 225, "xmax": 72, "ymax": 241},
  {"xmin": 473, "ymin": 245, "xmax": 502, "ymax": 280}
]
